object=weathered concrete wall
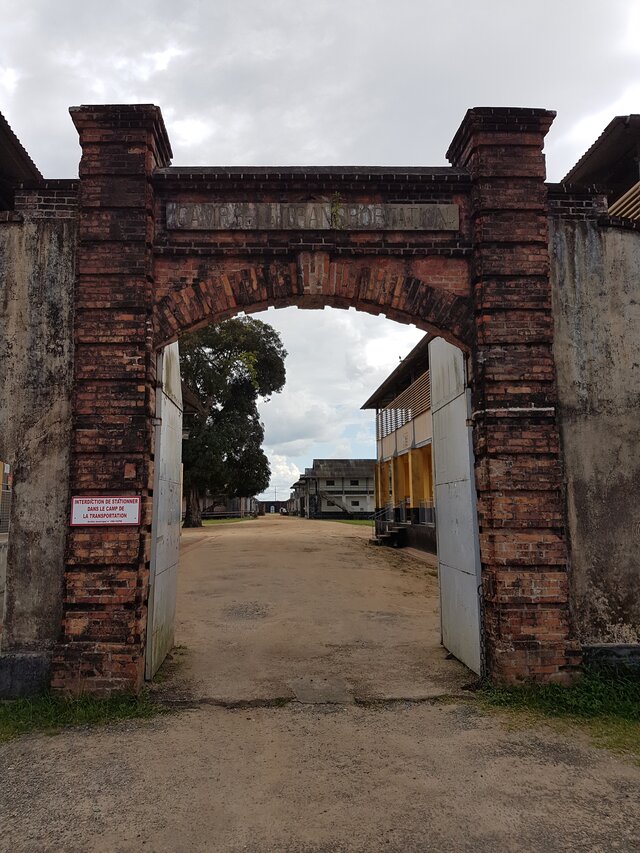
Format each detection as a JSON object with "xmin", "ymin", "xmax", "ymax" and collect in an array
[
  {"xmin": 0, "ymin": 220, "xmax": 76, "ymax": 663},
  {"xmin": 551, "ymin": 220, "xmax": 640, "ymax": 643}
]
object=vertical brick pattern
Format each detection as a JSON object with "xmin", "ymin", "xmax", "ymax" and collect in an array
[
  {"xmin": 448, "ymin": 108, "xmax": 580, "ymax": 682},
  {"xmin": 152, "ymin": 255, "xmax": 474, "ymax": 348},
  {"xmin": 51, "ymin": 106, "xmax": 172, "ymax": 694}
]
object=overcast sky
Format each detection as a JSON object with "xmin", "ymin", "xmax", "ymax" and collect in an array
[{"xmin": 2, "ymin": 0, "xmax": 639, "ymax": 499}]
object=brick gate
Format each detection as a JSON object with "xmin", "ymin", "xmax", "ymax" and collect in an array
[{"xmin": 33, "ymin": 104, "xmax": 578, "ymax": 692}]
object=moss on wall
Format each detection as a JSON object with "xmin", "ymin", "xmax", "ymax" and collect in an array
[
  {"xmin": 0, "ymin": 220, "xmax": 76, "ymax": 652},
  {"xmin": 551, "ymin": 220, "xmax": 640, "ymax": 643}
]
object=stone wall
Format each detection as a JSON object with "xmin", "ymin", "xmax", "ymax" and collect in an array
[
  {"xmin": 0, "ymin": 216, "xmax": 76, "ymax": 693},
  {"xmin": 551, "ymin": 219, "xmax": 640, "ymax": 643}
]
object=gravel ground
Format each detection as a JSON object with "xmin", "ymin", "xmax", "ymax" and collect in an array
[{"xmin": 1, "ymin": 517, "xmax": 639, "ymax": 852}]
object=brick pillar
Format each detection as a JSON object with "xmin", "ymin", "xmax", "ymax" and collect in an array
[
  {"xmin": 52, "ymin": 105, "xmax": 172, "ymax": 693},
  {"xmin": 447, "ymin": 108, "xmax": 580, "ymax": 683}
]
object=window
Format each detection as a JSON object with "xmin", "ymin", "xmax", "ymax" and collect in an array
[
  {"xmin": 350, "ymin": 479, "xmax": 359, "ymax": 486},
  {"xmin": 326, "ymin": 479, "xmax": 334, "ymax": 486},
  {"xmin": 351, "ymin": 500, "xmax": 360, "ymax": 506}
]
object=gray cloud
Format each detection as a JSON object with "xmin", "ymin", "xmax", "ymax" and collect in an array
[
  {"xmin": 255, "ymin": 307, "xmax": 423, "ymax": 493},
  {"xmin": 2, "ymin": 0, "xmax": 637, "ymax": 497},
  {"xmin": 2, "ymin": 1, "xmax": 638, "ymax": 179}
]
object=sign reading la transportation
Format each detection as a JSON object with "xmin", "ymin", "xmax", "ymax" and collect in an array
[
  {"xmin": 70, "ymin": 496, "xmax": 141, "ymax": 526},
  {"xmin": 166, "ymin": 202, "xmax": 459, "ymax": 231}
]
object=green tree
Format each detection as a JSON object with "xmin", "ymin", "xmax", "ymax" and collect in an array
[{"xmin": 180, "ymin": 317, "xmax": 287, "ymax": 527}]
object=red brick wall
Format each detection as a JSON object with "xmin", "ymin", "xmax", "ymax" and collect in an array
[
  {"xmin": 14, "ymin": 181, "xmax": 78, "ymax": 219},
  {"xmin": 448, "ymin": 108, "xmax": 579, "ymax": 682},
  {"xmin": 151, "ymin": 167, "xmax": 475, "ymax": 346},
  {"xmin": 51, "ymin": 104, "xmax": 578, "ymax": 693},
  {"xmin": 153, "ymin": 254, "xmax": 474, "ymax": 348},
  {"xmin": 51, "ymin": 106, "xmax": 171, "ymax": 693}
]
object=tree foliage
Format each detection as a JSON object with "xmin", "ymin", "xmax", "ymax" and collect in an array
[{"xmin": 180, "ymin": 317, "xmax": 287, "ymax": 527}]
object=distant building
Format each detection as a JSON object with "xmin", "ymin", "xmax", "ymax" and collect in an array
[
  {"xmin": 182, "ymin": 494, "xmax": 259, "ymax": 519},
  {"xmin": 258, "ymin": 500, "xmax": 289, "ymax": 515},
  {"xmin": 361, "ymin": 335, "xmax": 436, "ymax": 553},
  {"xmin": 290, "ymin": 459, "xmax": 375, "ymax": 519}
]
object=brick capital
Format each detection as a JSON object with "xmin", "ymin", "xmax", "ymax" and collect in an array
[
  {"xmin": 447, "ymin": 107, "xmax": 556, "ymax": 171},
  {"xmin": 69, "ymin": 103, "xmax": 173, "ymax": 170}
]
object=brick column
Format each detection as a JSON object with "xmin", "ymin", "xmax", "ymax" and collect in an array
[
  {"xmin": 52, "ymin": 105, "xmax": 172, "ymax": 693},
  {"xmin": 447, "ymin": 108, "xmax": 580, "ymax": 683}
]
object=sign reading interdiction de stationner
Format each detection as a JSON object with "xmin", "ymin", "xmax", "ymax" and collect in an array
[
  {"xmin": 166, "ymin": 202, "xmax": 459, "ymax": 231},
  {"xmin": 70, "ymin": 496, "xmax": 141, "ymax": 526}
]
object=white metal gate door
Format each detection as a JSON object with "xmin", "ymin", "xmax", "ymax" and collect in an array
[
  {"xmin": 145, "ymin": 342, "xmax": 183, "ymax": 680},
  {"xmin": 428, "ymin": 337, "xmax": 482, "ymax": 675}
]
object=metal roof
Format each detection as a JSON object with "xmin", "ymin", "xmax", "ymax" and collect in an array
[
  {"xmin": 301, "ymin": 459, "xmax": 375, "ymax": 479},
  {"xmin": 181, "ymin": 382, "xmax": 206, "ymax": 415},
  {"xmin": 361, "ymin": 334, "xmax": 431, "ymax": 410},
  {"xmin": 562, "ymin": 115, "xmax": 640, "ymax": 204},
  {"xmin": 0, "ymin": 110, "xmax": 42, "ymax": 208}
]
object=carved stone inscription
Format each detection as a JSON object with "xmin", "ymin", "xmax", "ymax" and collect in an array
[{"xmin": 166, "ymin": 202, "xmax": 459, "ymax": 231}]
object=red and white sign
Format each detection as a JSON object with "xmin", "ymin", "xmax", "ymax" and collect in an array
[{"xmin": 70, "ymin": 496, "xmax": 141, "ymax": 526}]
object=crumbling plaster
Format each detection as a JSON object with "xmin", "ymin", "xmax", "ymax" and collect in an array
[
  {"xmin": 551, "ymin": 220, "xmax": 640, "ymax": 643},
  {"xmin": 0, "ymin": 220, "xmax": 76, "ymax": 654}
]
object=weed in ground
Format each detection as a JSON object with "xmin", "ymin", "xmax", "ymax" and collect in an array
[
  {"xmin": 0, "ymin": 691, "xmax": 166, "ymax": 742},
  {"xmin": 481, "ymin": 666, "xmax": 640, "ymax": 757},
  {"xmin": 152, "ymin": 645, "xmax": 189, "ymax": 685}
]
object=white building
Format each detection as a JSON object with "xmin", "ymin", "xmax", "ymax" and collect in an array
[{"xmin": 290, "ymin": 459, "xmax": 375, "ymax": 519}]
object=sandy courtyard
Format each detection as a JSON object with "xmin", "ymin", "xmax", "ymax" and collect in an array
[
  {"xmin": 1, "ymin": 516, "xmax": 639, "ymax": 852},
  {"xmin": 165, "ymin": 515, "xmax": 469, "ymax": 703}
]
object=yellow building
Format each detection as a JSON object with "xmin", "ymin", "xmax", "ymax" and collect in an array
[{"xmin": 361, "ymin": 335, "xmax": 435, "ymax": 552}]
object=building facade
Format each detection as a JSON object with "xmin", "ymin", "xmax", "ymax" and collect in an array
[
  {"xmin": 258, "ymin": 500, "xmax": 289, "ymax": 515},
  {"xmin": 290, "ymin": 460, "xmax": 375, "ymax": 519},
  {"xmin": 362, "ymin": 337, "xmax": 436, "ymax": 552}
]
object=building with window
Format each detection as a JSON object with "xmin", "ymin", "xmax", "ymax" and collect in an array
[
  {"xmin": 258, "ymin": 500, "xmax": 289, "ymax": 515},
  {"xmin": 361, "ymin": 335, "xmax": 436, "ymax": 552},
  {"xmin": 290, "ymin": 459, "xmax": 375, "ymax": 519}
]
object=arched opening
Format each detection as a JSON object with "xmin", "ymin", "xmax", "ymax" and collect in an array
[
  {"xmin": 146, "ymin": 302, "xmax": 483, "ymax": 701},
  {"xmin": 152, "ymin": 260, "xmax": 474, "ymax": 353}
]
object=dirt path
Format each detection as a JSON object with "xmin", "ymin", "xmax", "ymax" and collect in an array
[
  {"xmin": 163, "ymin": 515, "xmax": 469, "ymax": 703},
  {"xmin": 1, "ymin": 517, "xmax": 640, "ymax": 852}
]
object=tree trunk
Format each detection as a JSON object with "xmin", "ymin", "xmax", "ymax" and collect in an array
[{"xmin": 183, "ymin": 486, "xmax": 203, "ymax": 527}]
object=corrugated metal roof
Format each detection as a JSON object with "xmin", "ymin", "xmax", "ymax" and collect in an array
[
  {"xmin": 607, "ymin": 179, "xmax": 640, "ymax": 220},
  {"xmin": 0, "ymin": 111, "xmax": 42, "ymax": 180},
  {"xmin": 361, "ymin": 334, "xmax": 431, "ymax": 410},
  {"xmin": 302, "ymin": 459, "xmax": 375, "ymax": 479},
  {"xmin": 0, "ymin": 109, "xmax": 42, "ymax": 208},
  {"xmin": 562, "ymin": 115, "xmax": 640, "ymax": 204}
]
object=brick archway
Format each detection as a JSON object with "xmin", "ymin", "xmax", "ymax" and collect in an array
[
  {"xmin": 153, "ymin": 258, "xmax": 474, "ymax": 349},
  {"xmin": 47, "ymin": 104, "xmax": 579, "ymax": 694}
]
